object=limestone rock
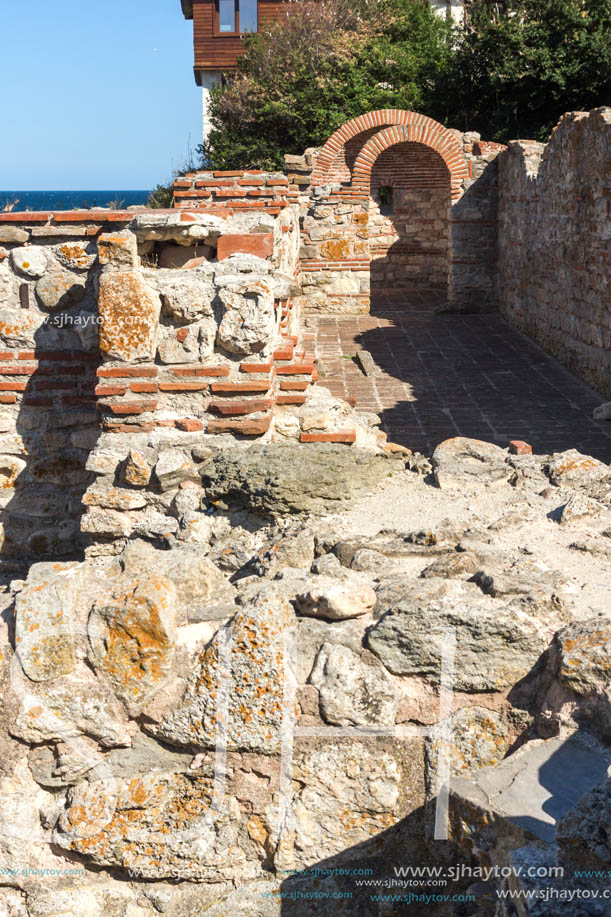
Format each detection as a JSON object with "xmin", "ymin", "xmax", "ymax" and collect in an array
[
  {"xmin": 275, "ymin": 743, "xmax": 401, "ymax": 871},
  {"xmin": 594, "ymin": 403, "xmax": 611, "ymax": 421},
  {"xmin": 122, "ymin": 448, "xmax": 154, "ymax": 487},
  {"xmin": 367, "ymin": 584, "xmax": 551, "ymax": 691},
  {"xmin": 309, "ymin": 643, "xmax": 398, "ymax": 726},
  {"xmin": 82, "ymin": 484, "xmax": 148, "ymax": 511},
  {"xmin": 0, "ymin": 308, "xmax": 46, "ymax": 346},
  {"xmin": 201, "ymin": 443, "xmax": 392, "ymax": 517},
  {"xmin": 426, "ymin": 706, "xmax": 530, "ymax": 776},
  {"xmin": 14, "ymin": 562, "xmax": 82, "ymax": 682},
  {"xmin": 0, "ymin": 226, "xmax": 29, "ymax": 244},
  {"xmin": 87, "ymin": 575, "xmax": 178, "ymax": 715},
  {"xmin": 420, "ymin": 550, "xmax": 481, "ymax": 579},
  {"xmin": 97, "ymin": 230, "xmax": 138, "ymax": 268},
  {"xmin": 131, "ymin": 211, "xmax": 224, "ymax": 245},
  {"xmin": 217, "ymin": 280, "xmax": 275, "ymax": 355},
  {"xmin": 10, "ymin": 246, "xmax": 47, "ymax": 278},
  {"xmin": 0, "ymin": 455, "xmax": 26, "ymax": 490},
  {"xmin": 35, "ymin": 271, "xmax": 86, "ymax": 310},
  {"xmin": 98, "ymin": 270, "xmax": 161, "ymax": 362},
  {"xmin": 558, "ymin": 490, "xmax": 606, "ymax": 524},
  {"xmin": 150, "ymin": 587, "xmax": 294, "ymax": 753},
  {"xmin": 147, "ymin": 268, "xmax": 215, "ymax": 323},
  {"xmin": 55, "ymin": 240, "xmax": 97, "ymax": 271},
  {"xmin": 57, "ymin": 771, "xmax": 255, "ymax": 882},
  {"xmin": 547, "ymin": 450, "xmax": 611, "ymax": 494},
  {"xmin": 555, "ymin": 616, "xmax": 611, "ymax": 696},
  {"xmin": 120, "ymin": 540, "xmax": 234, "ymax": 623},
  {"xmin": 557, "ymin": 777, "xmax": 611, "ymax": 871},
  {"xmin": 295, "ymin": 574, "xmax": 376, "ymax": 621},
  {"xmin": 432, "ymin": 437, "xmax": 511, "ymax": 489},
  {"xmin": 154, "ymin": 451, "xmax": 199, "ymax": 492},
  {"xmin": 11, "ymin": 671, "xmax": 131, "ymax": 747}
]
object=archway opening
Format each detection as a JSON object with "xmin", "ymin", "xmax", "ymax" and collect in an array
[{"xmin": 368, "ymin": 141, "xmax": 451, "ymax": 309}]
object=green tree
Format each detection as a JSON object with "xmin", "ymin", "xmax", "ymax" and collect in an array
[{"xmin": 440, "ymin": 0, "xmax": 611, "ymax": 141}]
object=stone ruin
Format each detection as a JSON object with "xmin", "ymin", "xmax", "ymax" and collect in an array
[{"xmin": 0, "ymin": 107, "xmax": 609, "ymax": 915}]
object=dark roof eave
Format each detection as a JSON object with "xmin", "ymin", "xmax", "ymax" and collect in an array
[{"xmin": 181, "ymin": 0, "xmax": 194, "ymax": 20}]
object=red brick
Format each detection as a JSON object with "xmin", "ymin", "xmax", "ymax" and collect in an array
[
  {"xmin": 34, "ymin": 381, "xmax": 74, "ymax": 392},
  {"xmin": 61, "ymin": 395, "xmax": 99, "ymax": 406},
  {"xmin": 176, "ymin": 327, "xmax": 189, "ymax": 343},
  {"xmin": 172, "ymin": 366, "xmax": 230, "ymax": 377},
  {"xmin": 209, "ymin": 398, "xmax": 272, "ymax": 416},
  {"xmin": 159, "ymin": 382, "xmax": 209, "ymax": 392},
  {"xmin": 276, "ymin": 363, "xmax": 314, "ymax": 376},
  {"xmin": 95, "ymin": 384, "xmax": 128, "ymax": 396},
  {"xmin": 0, "ymin": 381, "xmax": 28, "ymax": 392},
  {"xmin": 240, "ymin": 361, "xmax": 272, "ymax": 373},
  {"xmin": 509, "ymin": 440, "xmax": 533, "ymax": 455},
  {"xmin": 106, "ymin": 401, "xmax": 158, "ymax": 415},
  {"xmin": 237, "ymin": 178, "xmax": 265, "ymax": 186},
  {"xmin": 103, "ymin": 422, "xmax": 155, "ymax": 433},
  {"xmin": 23, "ymin": 396, "xmax": 53, "ymax": 406},
  {"xmin": 266, "ymin": 179, "xmax": 289, "ymax": 186},
  {"xmin": 182, "ymin": 257, "xmax": 208, "ymax": 269},
  {"xmin": 213, "ymin": 170, "xmax": 244, "ymax": 177},
  {"xmin": 0, "ymin": 352, "xmax": 13, "ymax": 360},
  {"xmin": 17, "ymin": 351, "xmax": 36, "ymax": 360},
  {"xmin": 280, "ymin": 380, "xmax": 309, "ymax": 391},
  {"xmin": 300, "ymin": 431, "xmax": 356, "ymax": 444},
  {"xmin": 176, "ymin": 419, "xmax": 204, "ymax": 432},
  {"xmin": 207, "ymin": 415, "xmax": 272, "ymax": 436},
  {"xmin": 0, "ymin": 212, "xmax": 51, "ymax": 222},
  {"xmin": 0, "ymin": 394, "xmax": 17, "ymax": 404},
  {"xmin": 276, "ymin": 394, "xmax": 307, "ymax": 405},
  {"xmin": 273, "ymin": 346, "xmax": 295, "ymax": 361},
  {"xmin": 97, "ymin": 366, "xmax": 158, "ymax": 378},
  {"xmin": 211, "ymin": 381, "xmax": 270, "ymax": 394},
  {"xmin": 52, "ymin": 210, "xmax": 133, "ymax": 223},
  {"xmin": 217, "ymin": 233, "xmax": 274, "ymax": 261},
  {"xmin": 130, "ymin": 382, "xmax": 159, "ymax": 393}
]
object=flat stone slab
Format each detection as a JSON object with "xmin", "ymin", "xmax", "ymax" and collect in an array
[{"xmin": 451, "ymin": 733, "xmax": 611, "ymax": 843}]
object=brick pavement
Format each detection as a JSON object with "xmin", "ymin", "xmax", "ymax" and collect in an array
[{"xmin": 305, "ymin": 294, "xmax": 611, "ymax": 462}]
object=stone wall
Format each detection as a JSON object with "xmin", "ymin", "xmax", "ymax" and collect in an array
[
  {"xmin": 0, "ymin": 206, "xmax": 309, "ymax": 564},
  {"xmin": 498, "ymin": 108, "xmax": 611, "ymax": 398},
  {"xmin": 292, "ymin": 111, "xmax": 505, "ymax": 313}
]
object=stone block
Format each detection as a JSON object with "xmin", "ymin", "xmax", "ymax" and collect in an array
[{"xmin": 98, "ymin": 270, "xmax": 161, "ymax": 362}]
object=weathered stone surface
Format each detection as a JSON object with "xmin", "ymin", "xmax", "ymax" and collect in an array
[
  {"xmin": 555, "ymin": 616, "xmax": 611, "ymax": 696},
  {"xmin": 594, "ymin": 403, "xmax": 611, "ymax": 421},
  {"xmin": 432, "ymin": 437, "xmax": 511, "ymax": 489},
  {"xmin": 558, "ymin": 490, "xmax": 606, "ymax": 524},
  {"xmin": 216, "ymin": 280, "xmax": 275, "ymax": 355},
  {"xmin": 547, "ymin": 449, "xmax": 611, "ymax": 494},
  {"xmin": 557, "ymin": 777, "xmax": 611, "ymax": 871},
  {"xmin": 122, "ymin": 448, "xmax": 154, "ymax": 486},
  {"xmin": 309, "ymin": 643, "xmax": 398, "ymax": 726},
  {"xmin": 420, "ymin": 550, "xmax": 481, "ymax": 579},
  {"xmin": 97, "ymin": 230, "xmax": 138, "ymax": 268},
  {"xmin": 88, "ymin": 575, "xmax": 178, "ymax": 715},
  {"xmin": 120, "ymin": 541, "xmax": 234, "ymax": 623},
  {"xmin": 154, "ymin": 451, "xmax": 199, "ymax": 492},
  {"xmin": 11, "ymin": 672, "xmax": 131, "ymax": 747},
  {"xmin": 98, "ymin": 270, "xmax": 161, "ymax": 361},
  {"xmin": 10, "ymin": 246, "xmax": 47, "ymax": 278},
  {"xmin": 0, "ymin": 454, "xmax": 26, "ymax": 490},
  {"xmin": 157, "ymin": 320, "xmax": 215, "ymax": 363},
  {"xmin": 275, "ymin": 743, "xmax": 402, "ymax": 871},
  {"xmin": 131, "ymin": 211, "xmax": 224, "ymax": 244},
  {"xmin": 14, "ymin": 562, "xmax": 82, "ymax": 682},
  {"xmin": 57, "ymin": 771, "xmax": 255, "ymax": 882},
  {"xmin": 82, "ymin": 484, "xmax": 148, "ymax": 511},
  {"xmin": 55, "ymin": 240, "xmax": 97, "ymax": 271},
  {"xmin": 147, "ymin": 268, "xmax": 215, "ymax": 323},
  {"xmin": 0, "ymin": 226, "xmax": 29, "ymax": 244},
  {"xmin": 0, "ymin": 307, "xmax": 45, "ymax": 345},
  {"xmin": 201, "ymin": 443, "xmax": 392, "ymax": 517},
  {"xmin": 150, "ymin": 587, "xmax": 294, "ymax": 752},
  {"xmin": 295, "ymin": 574, "xmax": 376, "ymax": 620},
  {"xmin": 427, "ymin": 706, "xmax": 530, "ymax": 776},
  {"xmin": 367, "ymin": 583, "xmax": 551, "ymax": 691},
  {"xmin": 35, "ymin": 270, "xmax": 86, "ymax": 310}
]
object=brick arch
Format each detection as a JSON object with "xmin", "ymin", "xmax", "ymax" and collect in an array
[{"xmin": 311, "ymin": 111, "xmax": 469, "ymax": 198}]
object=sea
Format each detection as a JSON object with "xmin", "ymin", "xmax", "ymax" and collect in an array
[{"xmin": 0, "ymin": 190, "xmax": 151, "ymax": 212}]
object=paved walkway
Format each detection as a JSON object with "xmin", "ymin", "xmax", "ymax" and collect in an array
[{"xmin": 306, "ymin": 296, "xmax": 611, "ymax": 462}]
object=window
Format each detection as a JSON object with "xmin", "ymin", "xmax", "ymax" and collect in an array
[
  {"xmin": 215, "ymin": 0, "xmax": 258, "ymax": 34},
  {"xmin": 378, "ymin": 185, "xmax": 394, "ymax": 215},
  {"xmin": 218, "ymin": 0, "xmax": 236, "ymax": 32},
  {"xmin": 239, "ymin": 0, "xmax": 258, "ymax": 32}
]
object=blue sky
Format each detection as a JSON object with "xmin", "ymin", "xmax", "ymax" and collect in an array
[{"xmin": 0, "ymin": 1, "xmax": 202, "ymax": 190}]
